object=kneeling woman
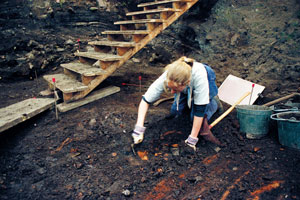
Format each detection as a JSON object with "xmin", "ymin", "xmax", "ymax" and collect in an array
[{"xmin": 132, "ymin": 56, "xmax": 223, "ymax": 150}]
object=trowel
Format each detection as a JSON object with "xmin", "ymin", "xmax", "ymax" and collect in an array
[{"xmin": 131, "ymin": 143, "xmax": 137, "ymax": 155}]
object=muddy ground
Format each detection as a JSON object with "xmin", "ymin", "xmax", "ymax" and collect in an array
[{"xmin": 1, "ymin": 0, "xmax": 300, "ymax": 200}]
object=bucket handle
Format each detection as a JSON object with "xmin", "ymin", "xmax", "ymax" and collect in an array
[
  {"xmin": 272, "ymin": 107, "xmax": 299, "ymax": 113},
  {"xmin": 270, "ymin": 113, "xmax": 284, "ymax": 121},
  {"xmin": 270, "ymin": 112, "xmax": 300, "ymax": 122}
]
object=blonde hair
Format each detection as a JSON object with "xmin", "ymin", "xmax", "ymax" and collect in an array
[{"xmin": 165, "ymin": 56, "xmax": 194, "ymax": 87}]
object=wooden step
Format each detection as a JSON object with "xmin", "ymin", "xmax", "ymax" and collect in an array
[
  {"xmin": 114, "ymin": 19, "xmax": 165, "ymax": 25},
  {"xmin": 43, "ymin": 74, "xmax": 88, "ymax": 93},
  {"xmin": 61, "ymin": 62, "xmax": 107, "ymax": 76},
  {"xmin": 138, "ymin": 0, "xmax": 193, "ymax": 8},
  {"xmin": 101, "ymin": 30, "xmax": 150, "ymax": 35},
  {"xmin": 126, "ymin": 8, "xmax": 181, "ymax": 16},
  {"xmin": 88, "ymin": 40, "xmax": 136, "ymax": 47},
  {"xmin": 74, "ymin": 52, "xmax": 123, "ymax": 61}
]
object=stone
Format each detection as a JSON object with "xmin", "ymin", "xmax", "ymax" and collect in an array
[
  {"xmin": 89, "ymin": 119, "xmax": 97, "ymax": 126},
  {"xmin": 230, "ymin": 33, "xmax": 240, "ymax": 46},
  {"xmin": 122, "ymin": 189, "xmax": 130, "ymax": 196},
  {"xmin": 65, "ymin": 39, "xmax": 74, "ymax": 45},
  {"xmin": 90, "ymin": 7, "xmax": 98, "ymax": 11}
]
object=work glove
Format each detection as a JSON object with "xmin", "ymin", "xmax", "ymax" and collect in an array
[
  {"xmin": 132, "ymin": 125, "xmax": 146, "ymax": 144},
  {"xmin": 185, "ymin": 135, "xmax": 199, "ymax": 152}
]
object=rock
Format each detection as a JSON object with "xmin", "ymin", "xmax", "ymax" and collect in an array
[
  {"xmin": 171, "ymin": 147, "xmax": 180, "ymax": 156},
  {"xmin": 65, "ymin": 39, "xmax": 74, "ymax": 45},
  {"xmin": 32, "ymin": 180, "xmax": 44, "ymax": 191},
  {"xmin": 28, "ymin": 63, "xmax": 34, "ymax": 69},
  {"xmin": 56, "ymin": 47, "xmax": 64, "ymax": 52},
  {"xmin": 89, "ymin": 119, "xmax": 97, "ymax": 126},
  {"xmin": 214, "ymin": 146, "xmax": 222, "ymax": 153},
  {"xmin": 195, "ymin": 176, "xmax": 204, "ymax": 182},
  {"xmin": 39, "ymin": 14, "xmax": 48, "ymax": 20},
  {"xmin": 26, "ymin": 52, "xmax": 35, "ymax": 60},
  {"xmin": 230, "ymin": 33, "xmax": 240, "ymax": 46},
  {"xmin": 105, "ymin": 180, "xmax": 124, "ymax": 194},
  {"xmin": 37, "ymin": 168, "xmax": 47, "ymax": 175},
  {"xmin": 74, "ymin": 163, "xmax": 83, "ymax": 169},
  {"xmin": 206, "ymin": 34, "xmax": 214, "ymax": 41},
  {"xmin": 97, "ymin": 0, "xmax": 109, "ymax": 9},
  {"xmin": 122, "ymin": 189, "xmax": 130, "ymax": 196},
  {"xmin": 16, "ymin": 57, "xmax": 27, "ymax": 64},
  {"xmin": 28, "ymin": 40, "xmax": 39, "ymax": 47},
  {"xmin": 132, "ymin": 58, "xmax": 140, "ymax": 63},
  {"xmin": 90, "ymin": 7, "xmax": 98, "ymax": 11},
  {"xmin": 141, "ymin": 177, "xmax": 146, "ymax": 183}
]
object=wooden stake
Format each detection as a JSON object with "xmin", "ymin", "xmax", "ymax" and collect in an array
[
  {"xmin": 52, "ymin": 78, "xmax": 59, "ymax": 120},
  {"xmin": 249, "ymin": 84, "xmax": 255, "ymax": 105},
  {"xmin": 139, "ymin": 75, "xmax": 142, "ymax": 93}
]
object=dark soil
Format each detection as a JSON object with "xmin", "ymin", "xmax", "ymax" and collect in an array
[{"xmin": 1, "ymin": 0, "xmax": 300, "ymax": 200}]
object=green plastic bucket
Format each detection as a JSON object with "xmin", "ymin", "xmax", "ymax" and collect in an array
[
  {"xmin": 270, "ymin": 111, "xmax": 300, "ymax": 150},
  {"xmin": 236, "ymin": 105, "xmax": 273, "ymax": 139}
]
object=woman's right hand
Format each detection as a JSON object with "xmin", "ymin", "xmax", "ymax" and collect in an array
[{"xmin": 131, "ymin": 125, "xmax": 146, "ymax": 144}]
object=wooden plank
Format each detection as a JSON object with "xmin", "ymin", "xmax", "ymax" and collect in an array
[
  {"xmin": 82, "ymin": 76, "xmax": 96, "ymax": 85},
  {"xmin": 114, "ymin": 19, "xmax": 164, "ymax": 25},
  {"xmin": 61, "ymin": 62, "xmax": 107, "ymax": 76},
  {"xmin": 43, "ymin": 74, "xmax": 88, "ymax": 93},
  {"xmin": 57, "ymin": 86, "xmax": 120, "ymax": 112},
  {"xmin": 101, "ymin": 30, "xmax": 150, "ymax": 35},
  {"xmin": 0, "ymin": 98, "xmax": 55, "ymax": 133},
  {"xmin": 63, "ymin": 92, "xmax": 74, "ymax": 102},
  {"xmin": 74, "ymin": 52, "xmax": 123, "ymax": 62},
  {"xmin": 133, "ymin": 34, "xmax": 146, "ymax": 43},
  {"xmin": 126, "ymin": 8, "xmax": 181, "ymax": 16},
  {"xmin": 100, "ymin": 61, "xmax": 115, "ymax": 69},
  {"xmin": 117, "ymin": 47, "xmax": 131, "ymax": 56},
  {"xmin": 138, "ymin": 0, "xmax": 193, "ymax": 8},
  {"xmin": 89, "ymin": 41, "xmax": 136, "ymax": 47}
]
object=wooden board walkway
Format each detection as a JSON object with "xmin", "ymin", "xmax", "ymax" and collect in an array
[{"xmin": 0, "ymin": 98, "xmax": 55, "ymax": 133}]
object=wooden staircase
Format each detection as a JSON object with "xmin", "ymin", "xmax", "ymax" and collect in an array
[{"xmin": 44, "ymin": 0, "xmax": 199, "ymax": 103}]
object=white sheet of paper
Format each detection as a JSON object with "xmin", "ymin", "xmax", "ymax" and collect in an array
[{"xmin": 218, "ymin": 74, "xmax": 265, "ymax": 105}]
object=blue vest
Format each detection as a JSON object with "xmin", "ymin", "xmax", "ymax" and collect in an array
[{"xmin": 203, "ymin": 64, "xmax": 218, "ymax": 100}]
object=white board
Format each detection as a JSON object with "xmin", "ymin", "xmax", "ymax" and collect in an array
[{"xmin": 218, "ymin": 74, "xmax": 265, "ymax": 106}]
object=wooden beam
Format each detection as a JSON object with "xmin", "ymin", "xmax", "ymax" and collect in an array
[
  {"xmin": 63, "ymin": 93, "xmax": 73, "ymax": 102},
  {"xmin": 117, "ymin": 47, "xmax": 131, "ymax": 56},
  {"xmin": 160, "ymin": 11, "xmax": 169, "ymax": 20},
  {"xmin": 82, "ymin": 75, "xmax": 96, "ymax": 85},
  {"xmin": 147, "ymin": 22, "xmax": 156, "ymax": 31},
  {"xmin": 100, "ymin": 61, "xmax": 115, "ymax": 69},
  {"xmin": 133, "ymin": 34, "xmax": 146, "ymax": 43},
  {"xmin": 57, "ymin": 86, "xmax": 121, "ymax": 112}
]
